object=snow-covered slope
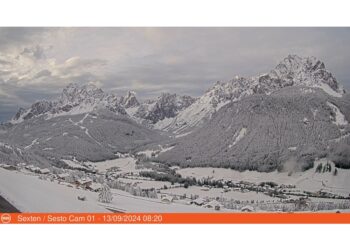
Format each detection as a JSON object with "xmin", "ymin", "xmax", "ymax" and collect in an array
[
  {"xmin": 0, "ymin": 168, "xmax": 210, "ymax": 212},
  {"xmin": 1, "ymin": 109, "xmax": 167, "ymax": 165},
  {"xmin": 0, "ymin": 168, "xmax": 109, "ymax": 212},
  {"xmin": 176, "ymin": 159, "xmax": 350, "ymax": 197},
  {"xmin": 158, "ymin": 86, "xmax": 350, "ymax": 171},
  {"xmin": 160, "ymin": 55, "xmax": 346, "ymax": 133}
]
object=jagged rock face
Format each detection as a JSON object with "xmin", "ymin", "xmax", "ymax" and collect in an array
[
  {"xmin": 119, "ymin": 91, "xmax": 139, "ymax": 109},
  {"xmin": 13, "ymin": 101, "xmax": 53, "ymax": 122},
  {"xmin": 11, "ymin": 83, "xmax": 126, "ymax": 123},
  {"xmin": 260, "ymin": 55, "xmax": 344, "ymax": 94},
  {"xmin": 10, "ymin": 84, "xmax": 195, "ymax": 127},
  {"xmin": 13, "ymin": 108, "xmax": 26, "ymax": 121},
  {"xmin": 158, "ymin": 87, "xmax": 350, "ymax": 171},
  {"xmin": 58, "ymin": 83, "xmax": 105, "ymax": 105},
  {"xmin": 132, "ymin": 93, "xmax": 196, "ymax": 124},
  {"xmin": 159, "ymin": 55, "xmax": 345, "ymax": 133}
]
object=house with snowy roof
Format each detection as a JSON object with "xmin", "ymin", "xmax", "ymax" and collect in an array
[
  {"xmin": 76, "ymin": 177, "xmax": 93, "ymax": 189},
  {"xmin": 203, "ymin": 200, "xmax": 223, "ymax": 210},
  {"xmin": 192, "ymin": 198, "xmax": 205, "ymax": 206},
  {"xmin": 39, "ymin": 168, "xmax": 50, "ymax": 174},
  {"xmin": 88, "ymin": 183, "xmax": 102, "ymax": 192},
  {"xmin": 161, "ymin": 194, "xmax": 173, "ymax": 203},
  {"xmin": 57, "ymin": 173, "xmax": 70, "ymax": 180}
]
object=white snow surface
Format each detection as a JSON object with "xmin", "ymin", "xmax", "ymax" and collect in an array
[
  {"xmin": 177, "ymin": 160, "xmax": 350, "ymax": 197},
  {"xmin": 137, "ymin": 145, "xmax": 174, "ymax": 158},
  {"xmin": 0, "ymin": 168, "xmax": 108, "ymax": 212},
  {"xmin": 137, "ymin": 149, "xmax": 157, "ymax": 158},
  {"xmin": 327, "ymin": 102, "xmax": 348, "ymax": 126},
  {"xmin": 174, "ymin": 131, "xmax": 193, "ymax": 138},
  {"xmin": 161, "ymin": 186, "xmax": 272, "ymax": 201},
  {"xmin": 319, "ymin": 83, "xmax": 343, "ymax": 98},
  {"xmin": 86, "ymin": 156, "xmax": 137, "ymax": 174},
  {"xmin": 109, "ymin": 189, "xmax": 211, "ymax": 213},
  {"xmin": 24, "ymin": 138, "xmax": 39, "ymax": 149},
  {"xmin": 0, "ymin": 168, "xmax": 212, "ymax": 213},
  {"xmin": 229, "ymin": 128, "xmax": 247, "ymax": 148},
  {"xmin": 118, "ymin": 177, "xmax": 172, "ymax": 189}
]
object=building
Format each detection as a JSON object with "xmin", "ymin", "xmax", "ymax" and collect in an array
[
  {"xmin": 169, "ymin": 166, "xmax": 180, "ymax": 171},
  {"xmin": 241, "ymin": 205, "xmax": 255, "ymax": 212},
  {"xmin": 161, "ymin": 195, "xmax": 174, "ymax": 203},
  {"xmin": 203, "ymin": 200, "xmax": 223, "ymax": 211},
  {"xmin": 1, "ymin": 164, "xmax": 17, "ymax": 171},
  {"xmin": 76, "ymin": 177, "xmax": 93, "ymax": 189},
  {"xmin": 29, "ymin": 166, "xmax": 41, "ymax": 173},
  {"xmin": 57, "ymin": 173, "xmax": 70, "ymax": 180},
  {"xmin": 39, "ymin": 168, "xmax": 50, "ymax": 174},
  {"xmin": 192, "ymin": 198, "xmax": 205, "ymax": 206},
  {"xmin": 88, "ymin": 183, "xmax": 102, "ymax": 192}
]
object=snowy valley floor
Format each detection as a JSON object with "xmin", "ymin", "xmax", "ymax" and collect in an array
[
  {"xmin": 1, "ymin": 155, "xmax": 350, "ymax": 213},
  {"xmin": 0, "ymin": 168, "xmax": 210, "ymax": 213}
]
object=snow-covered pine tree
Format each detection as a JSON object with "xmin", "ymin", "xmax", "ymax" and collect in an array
[{"xmin": 98, "ymin": 184, "xmax": 113, "ymax": 203}]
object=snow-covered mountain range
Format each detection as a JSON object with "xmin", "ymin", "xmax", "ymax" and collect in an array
[
  {"xmin": 11, "ymin": 83, "xmax": 126, "ymax": 124},
  {"xmin": 2, "ymin": 55, "xmax": 350, "ymax": 171},
  {"xmin": 11, "ymin": 83, "xmax": 196, "ymax": 129},
  {"xmin": 156, "ymin": 55, "xmax": 346, "ymax": 133}
]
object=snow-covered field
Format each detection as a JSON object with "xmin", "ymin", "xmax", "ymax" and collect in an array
[
  {"xmin": 1, "ymin": 155, "xmax": 350, "ymax": 213},
  {"xmin": 327, "ymin": 101, "xmax": 348, "ymax": 126},
  {"xmin": 161, "ymin": 186, "xmax": 273, "ymax": 201},
  {"xmin": 118, "ymin": 177, "xmax": 173, "ymax": 190},
  {"xmin": 109, "ymin": 189, "xmax": 211, "ymax": 213},
  {"xmin": 62, "ymin": 155, "xmax": 138, "ymax": 174},
  {"xmin": 87, "ymin": 156, "xmax": 137, "ymax": 174},
  {"xmin": 177, "ymin": 159, "xmax": 350, "ymax": 197},
  {"xmin": 137, "ymin": 145, "xmax": 175, "ymax": 158},
  {"xmin": 0, "ymin": 168, "xmax": 214, "ymax": 213},
  {"xmin": 0, "ymin": 168, "xmax": 108, "ymax": 212}
]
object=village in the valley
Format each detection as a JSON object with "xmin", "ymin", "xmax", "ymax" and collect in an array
[{"xmin": 1, "ymin": 149, "xmax": 350, "ymax": 213}]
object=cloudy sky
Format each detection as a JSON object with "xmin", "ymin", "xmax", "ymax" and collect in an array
[{"xmin": 0, "ymin": 27, "xmax": 350, "ymax": 121}]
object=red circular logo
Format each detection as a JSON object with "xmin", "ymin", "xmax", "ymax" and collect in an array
[{"xmin": 1, "ymin": 213, "xmax": 11, "ymax": 224}]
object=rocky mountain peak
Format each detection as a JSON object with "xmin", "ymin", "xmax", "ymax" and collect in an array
[
  {"xmin": 159, "ymin": 55, "xmax": 346, "ymax": 133},
  {"xmin": 265, "ymin": 55, "xmax": 344, "ymax": 96},
  {"xmin": 59, "ymin": 83, "xmax": 106, "ymax": 106},
  {"xmin": 130, "ymin": 92, "xmax": 196, "ymax": 125},
  {"xmin": 11, "ymin": 83, "xmax": 126, "ymax": 123},
  {"xmin": 119, "ymin": 90, "xmax": 139, "ymax": 108}
]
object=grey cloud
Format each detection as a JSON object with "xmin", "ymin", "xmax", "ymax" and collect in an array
[
  {"xmin": 1, "ymin": 27, "xmax": 350, "ymax": 121},
  {"xmin": 20, "ymin": 45, "xmax": 47, "ymax": 60},
  {"xmin": 0, "ymin": 59, "xmax": 12, "ymax": 65},
  {"xmin": 33, "ymin": 69, "xmax": 52, "ymax": 79},
  {"xmin": 0, "ymin": 28, "xmax": 53, "ymax": 51}
]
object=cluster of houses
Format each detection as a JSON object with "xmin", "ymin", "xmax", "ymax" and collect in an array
[
  {"xmin": 25, "ymin": 165, "xmax": 50, "ymax": 174},
  {"xmin": 191, "ymin": 198, "xmax": 223, "ymax": 211},
  {"xmin": 74, "ymin": 177, "xmax": 102, "ymax": 192},
  {"xmin": 0, "ymin": 164, "xmax": 18, "ymax": 171},
  {"xmin": 158, "ymin": 194, "xmax": 225, "ymax": 211},
  {"xmin": 10, "ymin": 163, "xmax": 104, "ymax": 193}
]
